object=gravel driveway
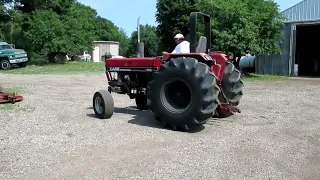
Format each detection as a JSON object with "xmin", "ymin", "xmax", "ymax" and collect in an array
[{"xmin": 1, "ymin": 74, "xmax": 320, "ymax": 180}]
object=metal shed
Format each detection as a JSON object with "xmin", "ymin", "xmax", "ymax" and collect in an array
[{"xmin": 255, "ymin": 0, "xmax": 320, "ymax": 76}]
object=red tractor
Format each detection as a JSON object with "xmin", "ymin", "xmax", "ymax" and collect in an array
[{"xmin": 92, "ymin": 12, "xmax": 243, "ymax": 131}]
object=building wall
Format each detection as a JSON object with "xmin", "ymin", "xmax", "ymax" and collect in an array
[
  {"xmin": 255, "ymin": 23, "xmax": 292, "ymax": 75},
  {"xmin": 92, "ymin": 41, "xmax": 119, "ymax": 62},
  {"xmin": 254, "ymin": 0, "xmax": 320, "ymax": 76},
  {"xmin": 109, "ymin": 44, "xmax": 119, "ymax": 56},
  {"xmin": 282, "ymin": 0, "xmax": 320, "ymax": 22}
]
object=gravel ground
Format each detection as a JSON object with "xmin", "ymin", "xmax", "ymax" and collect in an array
[{"xmin": 0, "ymin": 74, "xmax": 320, "ymax": 180}]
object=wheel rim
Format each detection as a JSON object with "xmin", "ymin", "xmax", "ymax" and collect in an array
[
  {"xmin": 160, "ymin": 78, "xmax": 192, "ymax": 113},
  {"xmin": 1, "ymin": 61, "xmax": 9, "ymax": 69},
  {"xmin": 94, "ymin": 96, "xmax": 103, "ymax": 114}
]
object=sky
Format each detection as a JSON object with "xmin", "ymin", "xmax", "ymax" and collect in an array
[{"xmin": 79, "ymin": 0, "xmax": 303, "ymax": 36}]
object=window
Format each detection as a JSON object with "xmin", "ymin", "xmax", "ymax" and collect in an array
[{"xmin": 0, "ymin": 45, "xmax": 13, "ymax": 50}]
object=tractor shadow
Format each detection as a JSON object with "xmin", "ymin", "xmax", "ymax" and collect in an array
[
  {"xmin": 86, "ymin": 106, "xmax": 163, "ymax": 130},
  {"xmin": 206, "ymin": 117, "xmax": 235, "ymax": 127},
  {"xmin": 86, "ymin": 106, "xmax": 205, "ymax": 133},
  {"xmin": 115, "ymin": 106, "xmax": 164, "ymax": 129}
]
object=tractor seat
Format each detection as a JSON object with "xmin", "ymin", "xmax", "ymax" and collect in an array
[{"xmin": 196, "ymin": 36, "xmax": 207, "ymax": 53}]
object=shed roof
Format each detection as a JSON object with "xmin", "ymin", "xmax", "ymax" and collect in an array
[
  {"xmin": 94, "ymin": 41, "xmax": 119, "ymax": 44},
  {"xmin": 282, "ymin": 0, "xmax": 320, "ymax": 22}
]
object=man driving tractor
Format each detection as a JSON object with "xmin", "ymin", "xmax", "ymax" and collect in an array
[{"xmin": 162, "ymin": 33, "xmax": 190, "ymax": 54}]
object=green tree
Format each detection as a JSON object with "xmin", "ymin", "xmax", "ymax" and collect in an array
[
  {"xmin": 115, "ymin": 28, "xmax": 131, "ymax": 57},
  {"xmin": 1, "ymin": 0, "xmax": 133, "ymax": 61},
  {"xmin": 197, "ymin": 0, "xmax": 284, "ymax": 66},
  {"xmin": 94, "ymin": 16, "xmax": 131, "ymax": 56},
  {"xmin": 129, "ymin": 24, "xmax": 160, "ymax": 57},
  {"xmin": 2, "ymin": 0, "xmax": 75, "ymax": 14},
  {"xmin": 24, "ymin": 2, "xmax": 97, "ymax": 62},
  {"xmin": 95, "ymin": 16, "xmax": 120, "ymax": 41},
  {"xmin": 155, "ymin": 0, "xmax": 198, "ymax": 51},
  {"xmin": 243, "ymin": 0, "xmax": 284, "ymax": 55}
]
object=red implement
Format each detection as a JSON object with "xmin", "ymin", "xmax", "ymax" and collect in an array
[{"xmin": 0, "ymin": 92, "xmax": 23, "ymax": 104}]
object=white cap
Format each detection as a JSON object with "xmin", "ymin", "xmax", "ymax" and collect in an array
[{"xmin": 174, "ymin": 33, "xmax": 184, "ymax": 39}]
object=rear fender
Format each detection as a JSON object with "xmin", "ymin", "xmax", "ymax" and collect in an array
[
  {"xmin": 163, "ymin": 53, "xmax": 215, "ymax": 68},
  {"xmin": 209, "ymin": 52, "xmax": 229, "ymax": 80},
  {"xmin": 211, "ymin": 64, "xmax": 222, "ymax": 81}
]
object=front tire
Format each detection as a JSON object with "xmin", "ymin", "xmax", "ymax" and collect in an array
[
  {"xmin": 0, "ymin": 59, "xmax": 11, "ymax": 70},
  {"xmin": 147, "ymin": 57, "xmax": 220, "ymax": 131},
  {"xmin": 93, "ymin": 90, "xmax": 114, "ymax": 119}
]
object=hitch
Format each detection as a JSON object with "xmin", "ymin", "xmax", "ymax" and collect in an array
[
  {"xmin": 213, "ymin": 88, "xmax": 241, "ymax": 118},
  {"xmin": 214, "ymin": 103, "xmax": 241, "ymax": 118},
  {"xmin": 0, "ymin": 91, "xmax": 23, "ymax": 104}
]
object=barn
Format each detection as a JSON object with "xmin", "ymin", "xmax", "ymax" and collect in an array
[{"xmin": 255, "ymin": 0, "xmax": 320, "ymax": 76}]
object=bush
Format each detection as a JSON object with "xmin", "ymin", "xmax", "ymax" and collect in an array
[{"xmin": 27, "ymin": 51, "xmax": 49, "ymax": 65}]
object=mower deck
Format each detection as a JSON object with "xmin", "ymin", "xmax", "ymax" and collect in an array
[{"xmin": 0, "ymin": 92, "xmax": 23, "ymax": 104}]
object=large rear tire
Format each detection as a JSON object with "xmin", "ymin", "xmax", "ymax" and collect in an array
[
  {"xmin": 93, "ymin": 90, "xmax": 114, "ymax": 119},
  {"xmin": 147, "ymin": 57, "xmax": 220, "ymax": 131},
  {"xmin": 221, "ymin": 61, "xmax": 244, "ymax": 106}
]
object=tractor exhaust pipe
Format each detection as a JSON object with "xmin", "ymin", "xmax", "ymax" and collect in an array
[
  {"xmin": 136, "ymin": 16, "xmax": 144, "ymax": 57},
  {"xmin": 137, "ymin": 42, "xmax": 144, "ymax": 57}
]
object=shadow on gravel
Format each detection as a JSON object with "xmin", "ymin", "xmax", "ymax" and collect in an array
[
  {"xmin": 86, "ymin": 106, "xmax": 205, "ymax": 133},
  {"xmin": 206, "ymin": 118, "xmax": 234, "ymax": 127},
  {"xmin": 116, "ymin": 106, "xmax": 164, "ymax": 130},
  {"xmin": 114, "ymin": 106, "xmax": 205, "ymax": 133},
  {"xmin": 86, "ymin": 106, "xmax": 164, "ymax": 130}
]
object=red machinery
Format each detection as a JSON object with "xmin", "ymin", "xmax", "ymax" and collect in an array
[
  {"xmin": 92, "ymin": 12, "xmax": 244, "ymax": 131},
  {"xmin": 0, "ymin": 87, "xmax": 23, "ymax": 104}
]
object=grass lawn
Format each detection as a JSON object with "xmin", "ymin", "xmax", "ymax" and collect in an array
[
  {"xmin": 0, "ymin": 87, "xmax": 24, "ymax": 110},
  {"xmin": 0, "ymin": 61, "xmax": 289, "ymax": 81},
  {"xmin": 0, "ymin": 61, "xmax": 105, "ymax": 74},
  {"xmin": 241, "ymin": 73, "xmax": 289, "ymax": 81}
]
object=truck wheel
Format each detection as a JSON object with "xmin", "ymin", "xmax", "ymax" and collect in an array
[
  {"xmin": 135, "ymin": 94, "xmax": 149, "ymax": 110},
  {"xmin": 147, "ymin": 57, "xmax": 220, "ymax": 131},
  {"xmin": 93, "ymin": 90, "xmax": 114, "ymax": 119},
  {"xmin": 221, "ymin": 61, "xmax": 244, "ymax": 106},
  {"xmin": 0, "ymin": 59, "xmax": 11, "ymax": 70}
]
